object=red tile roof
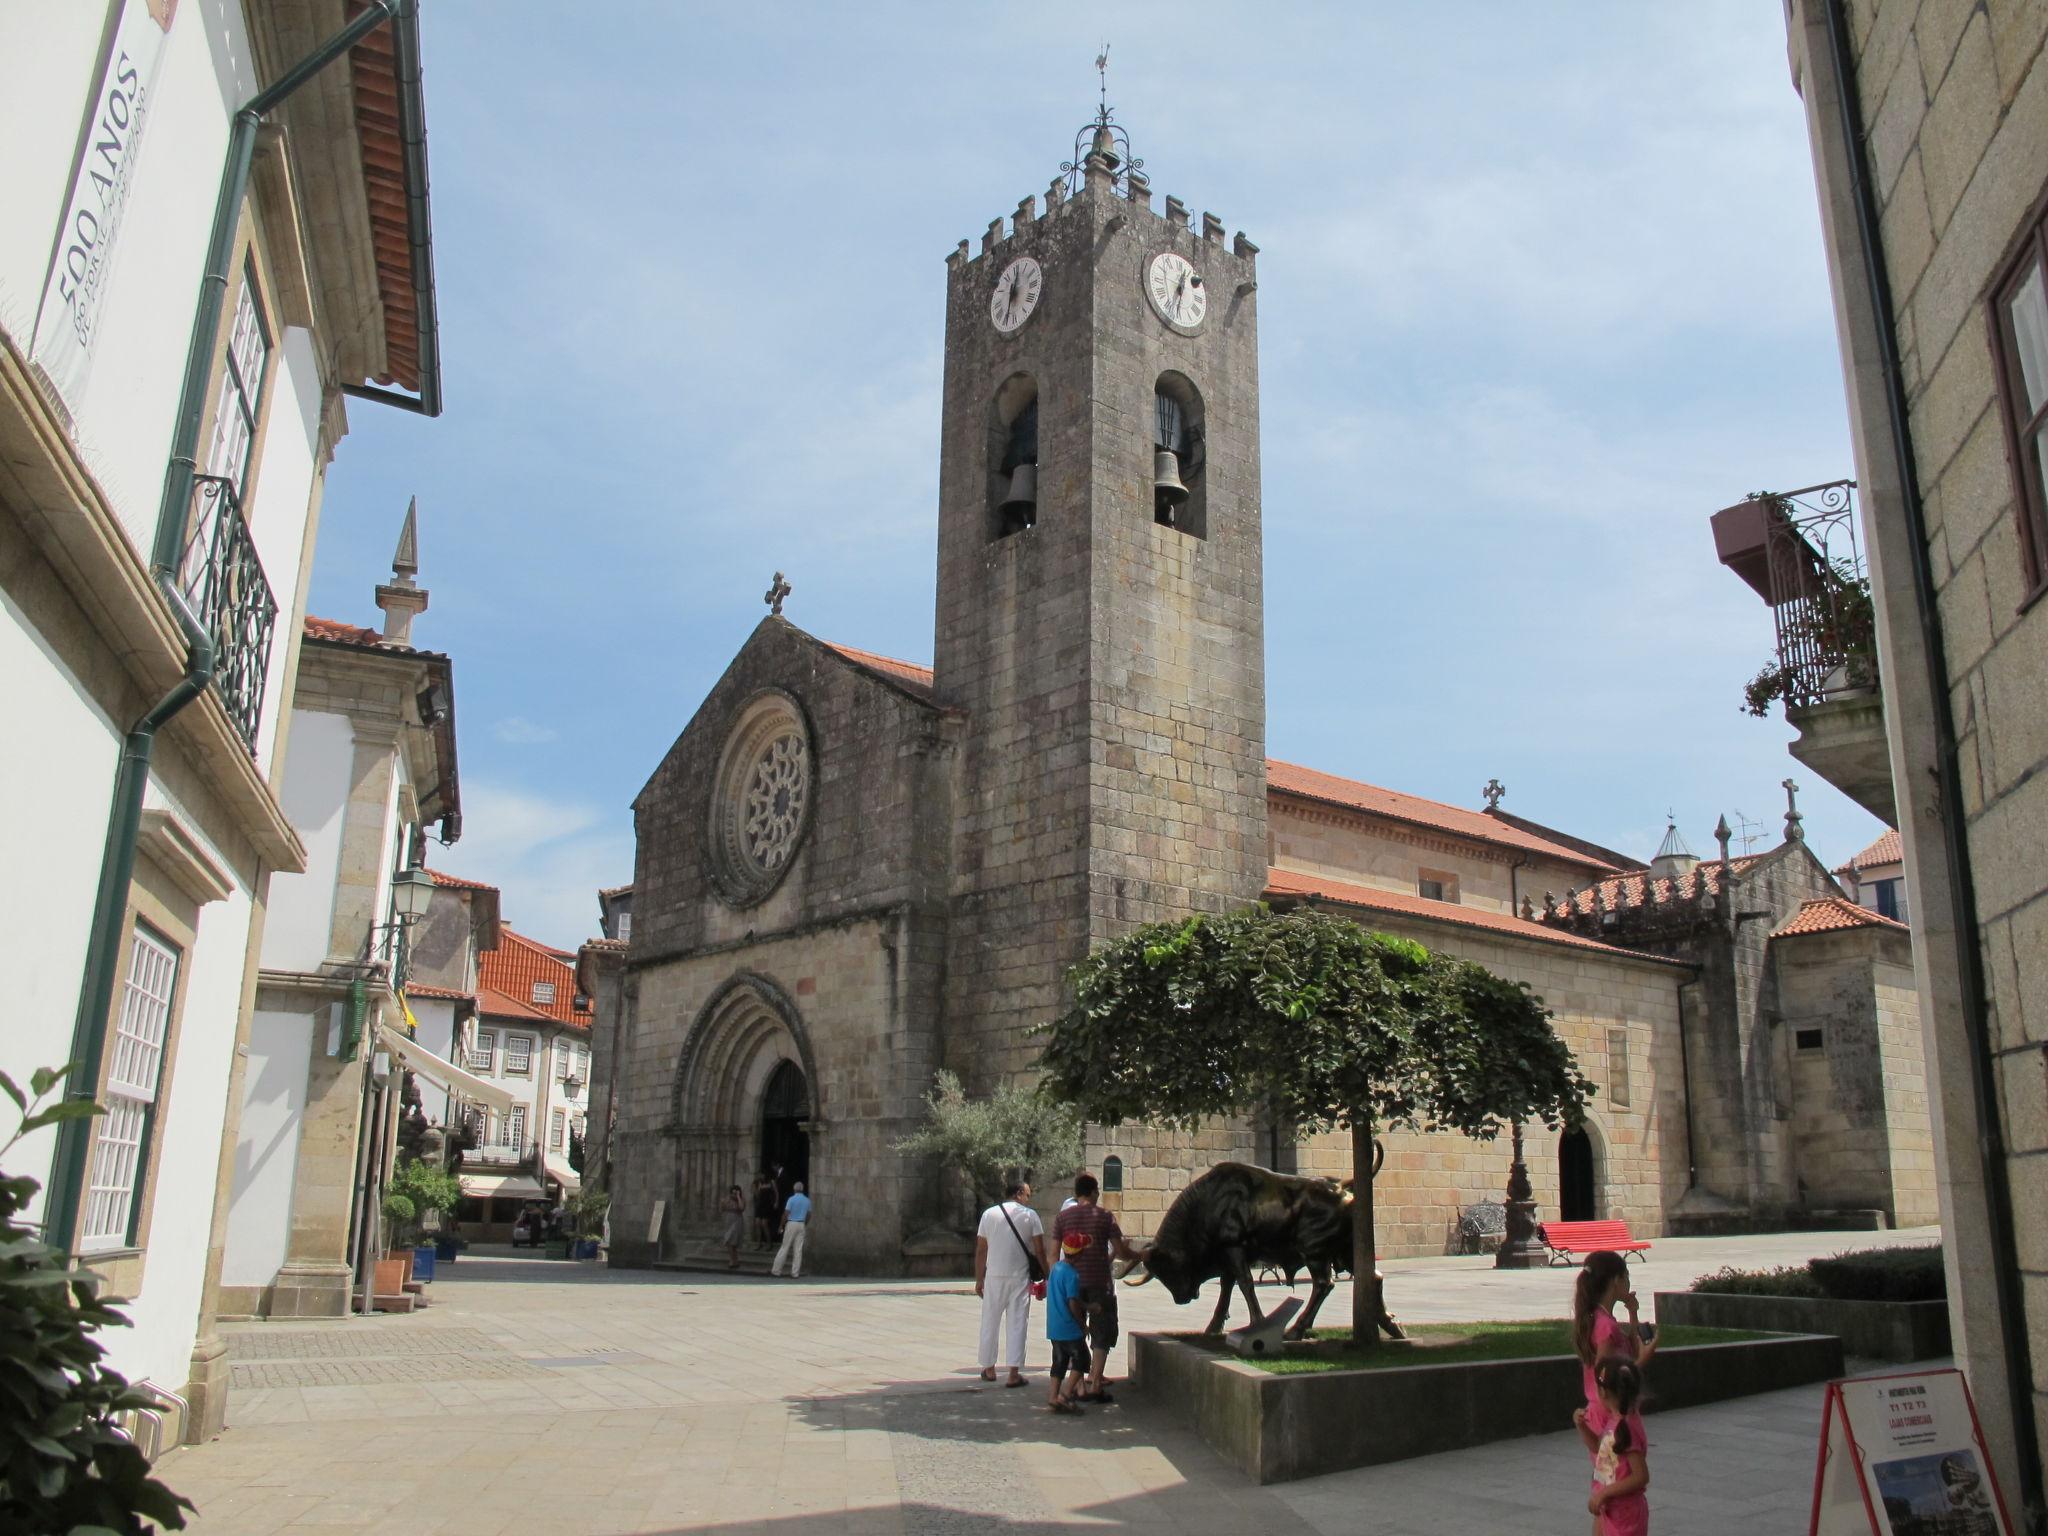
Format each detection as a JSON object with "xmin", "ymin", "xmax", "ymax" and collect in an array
[
  {"xmin": 345, "ymin": 7, "xmax": 423, "ymax": 393},
  {"xmin": 1267, "ymin": 760, "xmax": 1622, "ymax": 872},
  {"xmin": 477, "ymin": 928, "xmax": 591, "ymax": 1032},
  {"xmin": 823, "ymin": 641, "xmax": 939, "ymax": 702},
  {"xmin": 1835, "ymin": 829, "xmax": 1903, "ymax": 875},
  {"xmin": 1265, "ymin": 867, "xmax": 1690, "ymax": 967},
  {"xmin": 598, "ymin": 883, "xmax": 634, "ymax": 899},
  {"xmin": 426, "ymin": 867, "xmax": 498, "ymax": 893},
  {"xmin": 401, "ymin": 982, "xmax": 472, "ymax": 1002},
  {"xmin": 1775, "ymin": 896, "xmax": 1910, "ymax": 937},
  {"xmin": 304, "ymin": 615, "xmax": 389, "ymax": 647}
]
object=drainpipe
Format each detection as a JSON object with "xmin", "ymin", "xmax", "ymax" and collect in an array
[
  {"xmin": 45, "ymin": 1, "xmax": 405, "ymax": 1256},
  {"xmin": 1821, "ymin": 0, "xmax": 2041, "ymax": 1513}
]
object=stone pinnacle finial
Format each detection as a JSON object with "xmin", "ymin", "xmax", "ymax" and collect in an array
[
  {"xmin": 1482, "ymin": 777, "xmax": 1506, "ymax": 812},
  {"xmin": 764, "ymin": 571, "xmax": 792, "ymax": 617},
  {"xmin": 1782, "ymin": 778, "xmax": 1805, "ymax": 843},
  {"xmin": 392, "ymin": 496, "xmax": 419, "ymax": 588},
  {"xmin": 1715, "ymin": 813, "xmax": 1733, "ymax": 867}
]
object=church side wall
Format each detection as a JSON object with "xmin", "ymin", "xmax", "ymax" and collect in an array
[{"xmin": 1288, "ymin": 926, "xmax": 1688, "ymax": 1258}]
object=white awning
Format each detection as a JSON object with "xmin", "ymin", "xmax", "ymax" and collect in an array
[
  {"xmin": 376, "ymin": 1023, "xmax": 514, "ymax": 1114},
  {"xmin": 459, "ymin": 1174, "xmax": 546, "ymax": 1200}
]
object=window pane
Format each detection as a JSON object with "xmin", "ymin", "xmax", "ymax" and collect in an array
[
  {"xmin": 469, "ymin": 1031, "xmax": 495, "ymax": 1072},
  {"xmin": 2007, "ymin": 258, "xmax": 2048, "ymax": 413},
  {"xmin": 506, "ymin": 1036, "xmax": 531, "ymax": 1073},
  {"xmin": 81, "ymin": 1098, "xmax": 148, "ymax": 1248},
  {"xmin": 201, "ymin": 264, "xmax": 270, "ymax": 498},
  {"xmin": 109, "ymin": 927, "xmax": 176, "ymax": 1099},
  {"xmin": 507, "ymin": 1107, "xmax": 527, "ymax": 1145},
  {"xmin": 550, "ymin": 1109, "xmax": 565, "ymax": 1149}
]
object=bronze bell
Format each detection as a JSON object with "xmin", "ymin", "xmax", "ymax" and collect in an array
[
  {"xmin": 998, "ymin": 462, "xmax": 1037, "ymax": 517},
  {"xmin": 1152, "ymin": 448, "xmax": 1189, "ymax": 508}
]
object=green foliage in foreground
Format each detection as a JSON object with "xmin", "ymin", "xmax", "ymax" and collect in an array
[
  {"xmin": 894, "ymin": 1070, "xmax": 1085, "ymax": 1207},
  {"xmin": 1223, "ymin": 1319, "xmax": 1769, "ymax": 1374},
  {"xmin": 0, "ymin": 1064, "xmax": 192, "ymax": 1533},
  {"xmin": 1692, "ymin": 1244, "xmax": 1945, "ymax": 1303}
]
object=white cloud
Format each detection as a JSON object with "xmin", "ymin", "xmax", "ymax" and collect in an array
[
  {"xmin": 436, "ymin": 782, "xmax": 630, "ymax": 952},
  {"xmin": 492, "ymin": 716, "xmax": 560, "ymax": 745}
]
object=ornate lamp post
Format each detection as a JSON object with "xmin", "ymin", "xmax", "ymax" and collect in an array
[{"xmin": 1494, "ymin": 1119, "xmax": 1550, "ymax": 1268}]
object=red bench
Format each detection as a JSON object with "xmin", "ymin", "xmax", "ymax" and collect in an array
[{"xmin": 1537, "ymin": 1219, "xmax": 1652, "ymax": 1266}]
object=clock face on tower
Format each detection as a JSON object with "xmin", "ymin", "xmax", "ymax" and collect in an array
[
  {"xmin": 1145, "ymin": 251, "xmax": 1207, "ymax": 330},
  {"xmin": 989, "ymin": 256, "xmax": 1043, "ymax": 334}
]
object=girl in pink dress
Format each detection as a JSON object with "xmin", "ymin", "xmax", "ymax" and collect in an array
[
  {"xmin": 1574, "ymin": 1356, "xmax": 1650, "ymax": 1535},
  {"xmin": 1572, "ymin": 1250, "xmax": 1658, "ymax": 1410}
]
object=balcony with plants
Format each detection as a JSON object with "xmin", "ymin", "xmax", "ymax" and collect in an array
[{"xmin": 1712, "ymin": 481, "xmax": 1894, "ymax": 823}]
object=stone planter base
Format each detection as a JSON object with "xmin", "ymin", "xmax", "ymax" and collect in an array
[
  {"xmin": 1653, "ymin": 1290, "xmax": 1948, "ymax": 1362},
  {"xmin": 1129, "ymin": 1330, "xmax": 1844, "ymax": 1484}
]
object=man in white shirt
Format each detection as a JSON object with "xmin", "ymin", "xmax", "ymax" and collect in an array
[{"xmin": 974, "ymin": 1180, "xmax": 1049, "ymax": 1386}]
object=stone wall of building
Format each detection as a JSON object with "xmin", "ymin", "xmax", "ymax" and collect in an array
[
  {"xmin": 1270, "ymin": 795, "xmax": 1601, "ymax": 916},
  {"xmin": 1776, "ymin": 925, "xmax": 1934, "ymax": 1224}
]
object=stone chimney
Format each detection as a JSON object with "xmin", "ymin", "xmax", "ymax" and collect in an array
[{"xmin": 375, "ymin": 497, "xmax": 429, "ymax": 646}]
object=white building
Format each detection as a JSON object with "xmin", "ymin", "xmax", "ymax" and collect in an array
[
  {"xmin": 219, "ymin": 517, "xmax": 509, "ymax": 1319},
  {"xmin": 0, "ymin": 0, "xmax": 439, "ymax": 1442},
  {"xmin": 456, "ymin": 929, "xmax": 594, "ymax": 1238}
]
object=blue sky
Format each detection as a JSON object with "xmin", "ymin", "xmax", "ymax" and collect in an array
[{"xmin": 307, "ymin": 3, "xmax": 1885, "ymax": 949}]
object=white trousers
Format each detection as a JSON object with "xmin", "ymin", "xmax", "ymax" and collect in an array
[
  {"xmin": 978, "ymin": 1271, "xmax": 1032, "ymax": 1369},
  {"xmin": 772, "ymin": 1219, "xmax": 806, "ymax": 1276}
]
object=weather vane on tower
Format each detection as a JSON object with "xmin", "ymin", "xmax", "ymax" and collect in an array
[{"xmin": 1063, "ymin": 42, "xmax": 1141, "ymax": 196}]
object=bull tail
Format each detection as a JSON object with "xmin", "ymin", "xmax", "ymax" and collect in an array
[{"xmin": 1339, "ymin": 1138, "xmax": 1387, "ymax": 1196}]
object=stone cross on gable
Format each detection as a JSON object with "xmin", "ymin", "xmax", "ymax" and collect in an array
[
  {"xmin": 764, "ymin": 571, "xmax": 792, "ymax": 617},
  {"xmin": 1781, "ymin": 777, "xmax": 1805, "ymax": 843},
  {"xmin": 1482, "ymin": 778, "xmax": 1506, "ymax": 811}
]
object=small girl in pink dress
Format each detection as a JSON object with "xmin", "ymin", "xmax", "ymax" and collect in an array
[{"xmin": 1574, "ymin": 1356, "xmax": 1650, "ymax": 1536}]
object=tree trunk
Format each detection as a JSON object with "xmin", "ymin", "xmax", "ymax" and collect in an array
[{"xmin": 1351, "ymin": 1113, "xmax": 1377, "ymax": 1348}]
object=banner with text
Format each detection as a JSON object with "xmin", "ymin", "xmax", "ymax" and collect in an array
[
  {"xmin": 29, "ymin": 0, "xmax": 180, "ymax": 418},
  {"xmin": 1811, "ymin": 1369, "xmax": 2015, "ymax": 1536}
]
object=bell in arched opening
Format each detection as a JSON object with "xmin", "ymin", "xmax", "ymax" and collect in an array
[
  {"xmin": 1153, "ymin": 390, "xmax": 1191, "ymax": 523},
  {"xmin": 997, "ymin": 396, "xmax": 1039, "ymax": 535}
]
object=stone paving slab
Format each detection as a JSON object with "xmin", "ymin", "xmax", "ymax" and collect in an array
[{"xmin": 162, "ymin": 1226, "xmax": 1938, "ymax": 1533}]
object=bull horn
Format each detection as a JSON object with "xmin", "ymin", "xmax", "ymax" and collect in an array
[{"xmin": 1119, "ymin": 1264, "xmax": 1153, "ymax": 1287}]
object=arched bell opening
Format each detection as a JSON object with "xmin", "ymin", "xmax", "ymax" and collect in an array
[
  {"xmin": 988, "ymin": 372, "xmax": 1039, "ymax": 538},
  {"xmin": 1153, "ymin": 371, "xmax": 1206, "ymax": 538}
]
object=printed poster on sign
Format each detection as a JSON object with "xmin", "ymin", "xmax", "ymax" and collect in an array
[
  {"xmin": 1810, "ymin": 1369, "xmax": 2015, "ymax": 1536},
  {"xmin": 28, "ymin": 0, "xmax": 180, "ymax": 419}
]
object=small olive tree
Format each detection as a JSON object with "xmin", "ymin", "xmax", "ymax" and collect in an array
[
  {"xmin": 1038, "ymin": 907, "xmax": 1592, "ymax": 1345},
  {"xmin": 894, "ymin": 1069, "xmax": 1085, "ymax": 1210}
]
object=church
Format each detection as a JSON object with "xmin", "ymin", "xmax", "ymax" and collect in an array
[{"xmin": 599, "ymin": 115, "xmax": 1937, "ymax": 1274}]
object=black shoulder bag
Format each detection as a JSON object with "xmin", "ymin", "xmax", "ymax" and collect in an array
[{"xmin": 999, "ymin": 1202, "xmax": 1047, "ymax": 1284}]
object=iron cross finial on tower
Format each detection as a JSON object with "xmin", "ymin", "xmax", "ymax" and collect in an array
[
  {"xmin": 1095, "ymin": 43, "xmax": 1110, "ymax": 117},
  {"xmin": 1781, "ymin": 777, "xmax": 1805, "ymax": 843},
  {"xmin": 764, "ymin": 571, "xmax": 792, "ymax": 617},
  {"xmin": 1482, "ymin": 778, "xmax": 1507, "ymax": 811}
]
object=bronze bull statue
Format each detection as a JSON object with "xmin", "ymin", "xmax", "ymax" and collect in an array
[{"xmin": 1114, "ymin": 1157, "xmax": 1405, "ymax": 1341}]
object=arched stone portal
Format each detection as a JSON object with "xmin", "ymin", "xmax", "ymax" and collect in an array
[
  {"xmin": 668, "ymin": 973, "xmax": 818, "ymax": 1252},
  {"xmin": 1558, "ymin": 1126, "xmax": 1598, "ymax": 1222}
]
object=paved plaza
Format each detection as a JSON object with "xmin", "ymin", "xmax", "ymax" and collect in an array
[{"xmin": 163, "ymin": 1227, "xmax": 1939, "ymax": 1533}]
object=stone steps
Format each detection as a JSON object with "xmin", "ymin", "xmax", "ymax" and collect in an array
[{"xmin": 656, "ymin": 1244, "xmax": 779, "ymax": 1276}]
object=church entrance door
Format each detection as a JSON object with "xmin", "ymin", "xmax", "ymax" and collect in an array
[
  {"xmin": 1558, "ymin": 1128, "xmax": 1595, "ymax": 1221},
  {"xmin": 760, "ymin": 1059, "xmax": 810, "ymax": 1197}
]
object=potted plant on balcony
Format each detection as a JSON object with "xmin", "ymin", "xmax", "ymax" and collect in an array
[{"xmin": 1741, "ymin": 559, "xmax": 1878, "ymax": 717}]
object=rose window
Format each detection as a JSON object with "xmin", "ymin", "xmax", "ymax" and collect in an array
[{"xmin": 709, "ymin": 692, "xmax": 814, "ymax": 905}]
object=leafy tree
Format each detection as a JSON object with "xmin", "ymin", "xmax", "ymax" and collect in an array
[
  {"xmin": 1038, "ymin": 907, "xmax": 1592, "ymax": 1344},
  {"xmin": 894, "ymin": 1069, "xmax": 1085, "ymax": 1209},
  {"xmin": 0, "ymin": 1064, "xmax": 193, "ymax": 1533}
]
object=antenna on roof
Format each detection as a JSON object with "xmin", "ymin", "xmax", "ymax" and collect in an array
[{"xmin": 1725, "ymin": 809, "xmax": 1768, "ymax": 855}]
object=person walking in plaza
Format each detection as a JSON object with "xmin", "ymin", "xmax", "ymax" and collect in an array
[
  {"xmin": 771, "ymin": 1181, "xmax": 811, "ymax": 1277},
  {"xmin": 1574, "ymin": 1356, "xmax": 1650, "ymax": 1535},
  {"xmin": 975, "ymin": 1179, "xmax": 1049, "ymax": 1386},
  {"xmin": 1050, "ymin": 1172, "xmax": 1140, "ymax": 1403},
  {"xmin": 718, "ymin": 1184, "xmax": 746, "ymax": 1270},
  {"xmin": 1044, "ymin": 1230, "xmax": 1090, "ymax": 1414},
  {"xmin": 752, "ymin": 1171, "xmax": 778, "ymax": 1249},
  {"xmin": 1573, "ymin": 1250, "xmax": 1658, "ymax": 1410}
]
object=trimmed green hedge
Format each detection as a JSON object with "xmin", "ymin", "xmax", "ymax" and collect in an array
[{"xmin": 1691, "ymin": 1245, "xmax": 1944, "ymax": 1303}]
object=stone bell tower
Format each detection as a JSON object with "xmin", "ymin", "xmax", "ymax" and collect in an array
[{"xmin": 932, "ymin": 108, "xmax": 1269, "ymax": 1086}]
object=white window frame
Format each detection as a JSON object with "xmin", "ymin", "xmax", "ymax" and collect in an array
[
  {"xmin": 550, "ymin": 1108, "xmax": 566, "ymax": 1150},
  {"xmin": 81, "ymin": 926, "xmax": 179, "ymax": 1251},
  {"xmin": 576, "ymin": 1043, "xmax": 589, "ymax": 1078},
  {"xmin": 505, "ymin": 1034, "xmax": 533, "ymax": 1077},
  {"xmin": 554, "ymin": 1041, "xmax": 568, "ymax": 1081},
  {"xmin": 202, "ymin": 257, "xmax": 271, "ymax": 500},
  {"xmin": 531, "ymin": 980, "xmax": 556, "ymax": 1006},
  {"xmin": 469, "ymin": 1029, "xmax": 496, "ymax": 1074},
  {"xmin": 506, "ymin": 1105, "xmax": 528, "ymax": 1148}
]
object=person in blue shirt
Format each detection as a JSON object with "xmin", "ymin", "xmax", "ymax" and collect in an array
[
  {"xmin": 1044, "ymin": 1231, "xmax": 1089, "ymax": 1414},
  {"xmin": 772, "ymin": 1182, "xmax": 812, "ymax": 1278}
]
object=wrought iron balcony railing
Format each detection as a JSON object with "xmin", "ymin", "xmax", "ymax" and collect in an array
[
  {"xmin": 1711, "ymin": 480, "xmax": 1877, "ymax": 715},
  {"xmin": 178, "ymin": 474, "xmax": 278, "ymax": 750}
]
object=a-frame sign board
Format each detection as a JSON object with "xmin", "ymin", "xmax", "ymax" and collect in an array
[{"xmin": 1810, "ymin": 1368, "xmax": 2015, "ymax": 1535}]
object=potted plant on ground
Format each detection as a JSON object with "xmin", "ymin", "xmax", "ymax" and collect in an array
[
  {"xmin": 378, "ymin": 1191, "xmax": 416, "ymax": 1296},
  {"xmin": 389, "ymin": 1157, "xmax": 459, "ymax": 1280},
  {"xmin": 569, "ymin": 1189, "xmax": 609, "ymax": 1260}
]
